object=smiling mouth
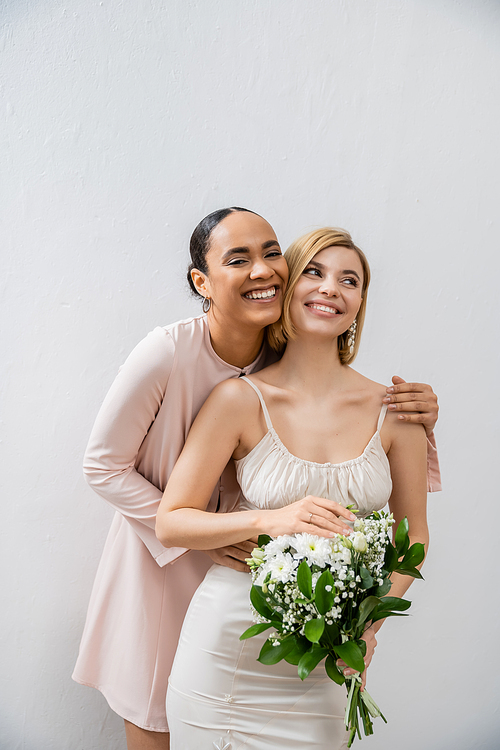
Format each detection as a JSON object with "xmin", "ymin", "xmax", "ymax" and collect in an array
[
  {"xmin": 307, "ymin": 303, "xmax": 342, "ymax": 315},
  {"xmin": 244, "ymin": 286, "xmax": 278, "ymax": 300}
]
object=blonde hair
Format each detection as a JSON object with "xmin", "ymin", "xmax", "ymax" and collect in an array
[{"xmin": 268, "ymin": 227, "xmax": 371, "ymax": 364}]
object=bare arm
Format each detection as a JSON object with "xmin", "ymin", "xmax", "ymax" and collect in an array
[
  {"xmin": 341, "ymin": 416, "xmax": 429, "ymax": 688},
  {"xmin": 376, "ymin": 415, "xmax": 429, "ymax": 625},
  {"xmin": 156, "ymin": 380, "xmax": 356, "ymax": 549},
  {"xmin": 383, "ymin": 375, "xmax": 441, "ymax": 492}
]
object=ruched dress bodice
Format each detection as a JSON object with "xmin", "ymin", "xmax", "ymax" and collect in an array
[{"xmin": 235, "ymin": 377, "xmax": 392, "ymax": 516}]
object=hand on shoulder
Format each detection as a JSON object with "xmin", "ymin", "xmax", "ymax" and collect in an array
[{"xmin": 383, "ymin": 375, "xmax": 439, "ymax": 436}]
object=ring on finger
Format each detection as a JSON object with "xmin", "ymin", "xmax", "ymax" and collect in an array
[{"xmin": 309, "ymin": 512, "xmax": 313, "ymax": 523}]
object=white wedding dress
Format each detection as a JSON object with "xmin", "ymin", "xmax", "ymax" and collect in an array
[{"xmin": 167, "ymin": 378, "xmax": 392, "ymax": 749}]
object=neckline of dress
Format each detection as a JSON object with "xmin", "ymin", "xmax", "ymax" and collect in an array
[
  {"xmin": 235, "ymin": 427, "xmax": 385, "ymax": 470},
  {"xmin": 202, "ymin": 314, "xmax": 267, "ymax": 374}
]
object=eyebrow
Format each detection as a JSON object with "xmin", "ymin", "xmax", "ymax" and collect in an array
[
  {"xmin": 221, "ymin": 240, "xmax": 280, "ymax": 260},
  {"xmin": 306, "ymin": 260, "xmax": 361, "ymax": 281}
]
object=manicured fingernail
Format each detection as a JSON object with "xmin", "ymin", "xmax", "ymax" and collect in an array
[
  {"xmin": 388, "ymin": 404, "xmax": 396, "ymax": 410},
  {"xmin": 382, "ymin": 397, "xmax": 390, "ymax": 403},
  {"xmin": 398, "ymin": 414, "xmax": 405, "ymax": 420},
  {"xmin": 387, "ymin": 387, "xmax": 394, "ymax": 393}
]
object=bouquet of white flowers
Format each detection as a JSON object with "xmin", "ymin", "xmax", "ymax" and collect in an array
[{"xmin": 240, "ymin": 511, "xmax": 424, "ymax": 747}]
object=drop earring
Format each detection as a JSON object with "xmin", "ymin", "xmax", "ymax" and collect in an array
[
  {"xmin": 202, "ymin": 297, "xmax": 211, "ymax": 313},
  {"xmin": 347, "ymin": 319, "xmax": 357, "ymax": 354}
]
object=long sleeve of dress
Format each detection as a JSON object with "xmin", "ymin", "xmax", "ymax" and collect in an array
[
  {"xmin": 83, "ymin": 327, "xmax": 187, "ymax": 567},
  {"xmin": 74, "ymin": 316, "xmax": 270, "ymax": 731}
]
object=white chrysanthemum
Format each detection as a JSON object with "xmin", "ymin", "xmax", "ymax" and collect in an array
[
  {"xmin": 268, "ymin": 552, "xmax": 296, "ymax": 583},
  {"xmin": 264, "ymin": 535, "xmax": 295, "ymax": 557},
  {"xmin": 292, "ymin": 533, "xmax": 333, "ymax": 567}
]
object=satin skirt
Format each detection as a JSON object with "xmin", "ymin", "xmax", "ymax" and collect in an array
[{"xmin": 167, "ymin": 565, "xmax": 349, "ymax": 749}]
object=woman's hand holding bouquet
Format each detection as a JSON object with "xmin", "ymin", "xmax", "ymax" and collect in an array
[{"xmin": 240, "ymin": 511, "xmax": 425, "ymax": 747}]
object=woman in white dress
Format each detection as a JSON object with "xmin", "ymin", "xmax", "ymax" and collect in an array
[{"xmin": 156, "ymin": 226, "xmax": 429, "ymax": 749}]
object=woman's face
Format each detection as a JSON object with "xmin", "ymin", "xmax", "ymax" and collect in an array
[
  {"xmin": 288, "ymin": 245, "xmax": 364, "ymax": 341},
  {"xmin": 194, "ymin": 211, "xmax": 289, "ymax": 330}
]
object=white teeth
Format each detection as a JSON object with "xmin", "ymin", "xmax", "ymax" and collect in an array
[
  {"xmin": 308, "ymin": 304, "xmax": 339, "ymax": 314},
  {"xmin": 245, "ymin": 287, "xmax": 276, "ymax": 300}
]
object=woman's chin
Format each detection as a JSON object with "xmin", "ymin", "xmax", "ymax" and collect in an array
[{"xmin": 239, "ymin": 300, "xmax": 283, "ymax": 327}]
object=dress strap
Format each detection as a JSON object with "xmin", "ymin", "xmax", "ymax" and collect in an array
[
  {"xmin": 239, "ymin": 376, "xmax": 274, "ymax": 431},
  {"xmin": 376, "ymin": 404, "xmax": 388, "ymax": 432}
]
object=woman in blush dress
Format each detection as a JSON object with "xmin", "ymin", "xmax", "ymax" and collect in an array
[
  {"xmin": 157, "ymin": 227, "xmax": 429, "ymax": 750},
  {"xmin": 73, "ymin": 209, "xmax": 440, "ymax": 750}
]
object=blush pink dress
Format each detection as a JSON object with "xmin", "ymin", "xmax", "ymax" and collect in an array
[{"xmin": 72, "ymin": 314, "xmax": 441, "ymax": 732}]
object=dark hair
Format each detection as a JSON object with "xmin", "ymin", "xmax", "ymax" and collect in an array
[{"xmin": 187, "ymin": 207, "xmax": 258, "ymax": 297}]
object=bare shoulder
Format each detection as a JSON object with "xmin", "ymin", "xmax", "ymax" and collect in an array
[
  {"xmin": 246, "ymin": 361, "xmax": 281, "ymax": 386},
  {"xmin": 346, "ymin": 368, "xmax": 387, "ymax": 407},
  {"xmin": 207, "ymin": 376, "xmax": 262, "ymax": 419},
  {"xmin": 347, "ymin": 369, "xmax": 425, "ymax": 450}
]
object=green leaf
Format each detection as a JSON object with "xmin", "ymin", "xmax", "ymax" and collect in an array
[
  {"xmin": 250, "ymin": 585, "xmax": 274, "ymax": 620},
  {"xmin": 325, "ymin": 654, "xmax": 345, "ymax": 685},
  {"xmin": 239, "ymin": 622, "xmax": 273, "ymax": 640},
  {"xmin": 297, "ymin": 560, "xmax": 313, "ymax": 599},
  {"xmin": 257, "ymin": 534, "xmax": 272, "ymax": 547},
  {"xmin": 394, "ymin": 517, "xmax": 410, "ymax": 556},
  {"xmin": 384, "ymin": 542, "xmax": 399, "ymax": 572},
  {"xmin": 370, "ymin": 611, "xmax": 409, "ymax": 625},
  {"xmin": 334, "ymin": 640, "xmax": 366, "ymax": 673},
  {"xmin": 356, "ymin": 639, "xmax": 367, "ymax": 658},
  {"xmin": 258, "ymin": 637, "xmax": 295, "ymax": 665},
  {"xmin": 359, "ymin": 567, "xmax": 374, "ymax": 590},
  {"xmin": 374, "ymin": 578, "xmax": 392, "ymax": 597},
  {"xmin": 378, "ymin": 596, "xmax": 412, "ymax": 612},
  {"xmin": 395, "ymin": 567, "xmax": 424, "ymax": 580},
  {"xmin": 322, "ymin": 621, "xmax": 340, "ymax": 646},
  {"xmin": 304, "ymin": 617, "xmax": 325, "ymax": 643},
  {"xmin": 369, "ymin": 596, "xmax": 412, "ymax": 624},
  {"xmin": 357, "ymin": 596, "xmax": 381, "ymax": 628},
  {"xmin": 401, "ymin": 542, "xmax": 425, "ymax": 569},
  {"xmin": 297, "ymin": 645, "xmax": 329, "ymax": 680},
  {"xmin": 314, "ymin": 570, "xmax": 335, "ymax": 615},
  {"xmin": 284, "ymin": 637, "xmax": 310, "ymax": 665}
]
